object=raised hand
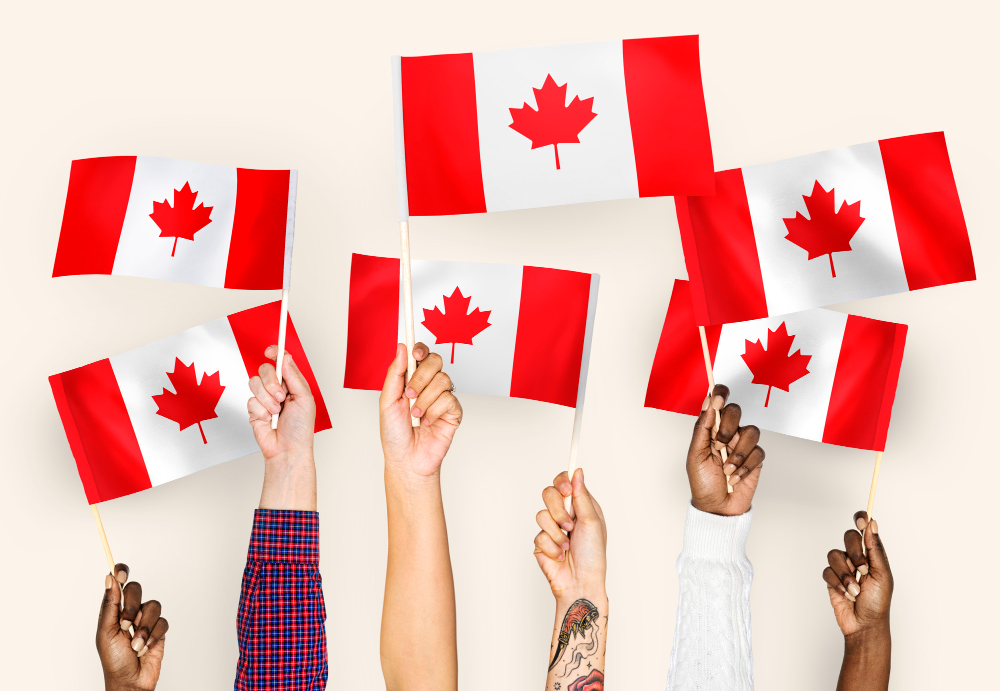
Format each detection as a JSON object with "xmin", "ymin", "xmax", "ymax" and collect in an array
[
  {"xmin": 379, "ymin": 342, "xmax": 463, "ymax": 479},
  {"xmin": 247, "ymin": 345, "xmax": 317, "ymax": 511},
  {"xmin": 687, "ymin": 384, "xmax": 765, "ymax": 516},
  {"xmin": 96, "ymin": 564, "xmax": 168, "ymax": 691}
]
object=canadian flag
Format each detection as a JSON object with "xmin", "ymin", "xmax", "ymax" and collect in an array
[
  {"xmin": 53, "ymin": 156, "xmax": 296, "ymax": 290},
  {"xmin": 677, "ymin": 132, "xmax": 976, "ymax": 325},
  {"xmin": 345, "ymin": 254, "xmax": 599, "ymax": 408},
  {"xmin": 645, "ymin": 280, "xmax": 907, "ymax": 451},
  {"xmin": 49, "ymin": 302, "xmax": 331, "ymax": 504},
  {"xmin": 393, "ymin": 35, "xmax": 714, "ymax": 217}
]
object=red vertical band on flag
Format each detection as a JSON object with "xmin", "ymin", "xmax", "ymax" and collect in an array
[
  {"xmin": 225, "ymin": 169, "xmax": 290, "ymax": 290},
  {"xmin": 677, "ymin": 169, "xmax": 768, "ymax": 325},
  {"xmin": 879, "ymin": 133, "xmax": 975, "ymax": 291},
  {"xmin": 401, "ymin": 54, "xmax": 487, "ymax": 216},
  {"xmin": 822, "ymin": 316, "xmax": 907, "ymax": 451},
  {"xmin": 644, "ymin": 279, "xmax": 722, "ymax": 415},
  {"xmin": 344, "ymin": 254, "xmax": 400, "ymax": 391},
  {"xmin": 510, "ymin": 267, "xmax": 592, "ymax": 407},
  {"xmin": 623, "ymin": 36, "xmax": 715, "ymax": 197},
  {"xmin": 53, "ymin": 156, "xmax": 137, "ymax": 278},
  {"xmin": 48, "ymin": 360, "xmax": 151, "ymax": 503},
  {"xmin": 227, "ymin": 301, "xmax": 332, "ymax": 432}
]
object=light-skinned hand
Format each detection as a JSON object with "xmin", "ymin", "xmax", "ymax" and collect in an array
[
  {"xmin": 247, "ymin": 345, "xmax": 316, "ymax": 464},
  {"xmin": 97, "ymin": 564, "xmax": 168, "ymax": 691},
  {"xmin": 687, "ymin": 384, "xmax": 765, "ymax": 516},
  {"xmin": 379, "ymin": 342, "xmax": 463, "ymax": 479}
]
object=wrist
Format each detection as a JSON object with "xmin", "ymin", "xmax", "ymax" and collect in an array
[
  {"xmin": 554, "ymin": 586, "xmax": 608, "ymax": 610},
  {"xmin": 844, "ymin": 620, "xmax": 891, "ymax": 653}
]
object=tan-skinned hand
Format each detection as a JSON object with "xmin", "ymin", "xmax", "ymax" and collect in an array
[{"xmin": 687, "ymin": 384, "xmax": 765, "ymax": 516}]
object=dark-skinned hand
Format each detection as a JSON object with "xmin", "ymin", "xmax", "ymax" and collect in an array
[
  {"xmin": 687, "ymin": 384, "xmax": 765, "ymax": 516},
  {"xmin": 97, "ymin": 564, "xmax": 168, "ymax": 691},
  {"xmin": 823, "ymin": 511, "xmax": 893, "ymax": 637}
]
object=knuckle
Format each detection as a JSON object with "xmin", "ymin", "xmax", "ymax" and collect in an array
[
  {"xmin": 827, "ymin": 549, "xmax": 842, "ymax": 563},
  {"xmin": 535, "ymin": 509, "xmax": 550, "ymax": 524},
  {"xmin": 425, "ymin": 353, "xmax": 443, "ymax": 368}
]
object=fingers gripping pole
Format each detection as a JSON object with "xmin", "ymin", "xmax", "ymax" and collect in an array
[
  {"xmin": 565, "ymin": 406, "xmax": 584, "ymax": 514},
  {"xmin": 271, "ymin": 289, "xmax": 290, "ymax": 430},
  {"xmin": 699, "ymin": 325, "xmax": 729, "ymax": 459},
  {"xmin": 866, "ymin": 451, "xmax": 883, "ymax": 522},
  {"xmin": 400, "ymin": 220, "xmax": 419, "ymax": 428}
]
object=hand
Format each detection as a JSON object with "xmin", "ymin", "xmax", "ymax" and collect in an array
[
  {"xmin": 687, "ymin": 385, "xmax": 765, "ymax": 516},
  {"xmin": 533, "ymin": 469, "xmax": 607, "ymax": 600},
  {"xmin": 823, "ymin": 512, "xmax": 893, "ymax": 638},
  {"xmin": 247, "ymin": 345, "xmax": 316, "ymax": 464},
  {"xmin": 379, "ymin": 343, "xmax": 463, "ymax": 480},
  {"xmin": 96, "ymin": 564, "xmax": 168, "ymax": 691}
]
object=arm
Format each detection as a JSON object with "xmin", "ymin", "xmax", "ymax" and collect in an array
[
  {"xmin": 533, "ymin": 469, "xmax": 608, "ymax": 691},
  {"xmin": 667, "ymin": 386, "xmax": 765, "ymax": 691},
  {"xmin": 379, "ymin": 343, "xmax": 463, "ymax": 691},
  {"xmin": 822, "ymin": 512, "xmax": 893, "ymax": 691},
  {"xmin": 235, "ymin": 347, "xmax": 327, "ymax": 690},
  {"xmin": 96, "ymin": 563, "xmax": 169, "ymax": 691}
]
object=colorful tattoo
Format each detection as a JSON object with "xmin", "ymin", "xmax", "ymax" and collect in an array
[
  {"xmin": 548, "ymin": 598, "xmax": 600, "ymax": 671},
  {"xmin": 568, "ymin": 669, "xmax": 604, "ymax": 691}
]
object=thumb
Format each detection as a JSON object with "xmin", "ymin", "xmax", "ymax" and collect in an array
[
  {"xmin": 864, "ymin": 519, "xmax": 891, "ymax": 579},
  {"xmin": 688, "ymin": 401, "xmax": 715, "ymax": 460},
  {"xmin": 379, "ymin": 344, "xmax": 407, "ymax": 410},
  {"xmin": 98, "ymin": 573, "xmax": 122, "ymax": 639},
  {"xmin": 571, "ymin": 469, "xmax": 599, "ymax": 523}
]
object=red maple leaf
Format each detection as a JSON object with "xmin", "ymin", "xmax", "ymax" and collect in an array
[
  {"xmin": 509, "ymin": 74, "xmax": 597, "ymax": 170},
  {"xmin": 421, "ymin": 287, "xmax": 492, "ymax": 364},
  {"xmin": 149, "ymin": 182, "xmax": 214, "ymax": 257},
  {"xmin": 741, "ymin": 322, "xmax": 811, "ymax": 407},
  {"xmin": 782, "ymin": 180, "xmax": 865, "ymax": 278},
  {"xmin": 151, "ymin": 358, "xmax": 226, "ymax": 444}
]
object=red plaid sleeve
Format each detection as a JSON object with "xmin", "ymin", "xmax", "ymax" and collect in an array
[{"xmin": 234, "ymin": 510, "xmax": 328, "ymax": 690}]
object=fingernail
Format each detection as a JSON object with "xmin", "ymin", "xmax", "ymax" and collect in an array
[
  {"xmin": 411, "ymin": 407, "xmax": 422, "ymax": 418},
  {"xmin": 562, "ymin": 542, "xmax": 570, "ymax": 551},
  {"xmin": 702, "ymin": 396, "xmax": 711, "ymax": 411},
  {"xmin": 858, "ymin": 564, "xmax": 869, "ymax": 576},
  {"xmin": 270, "ymin": 405, "xmax": 281, "ymax": 414},
  {"xmin": 848, "ymin": 583, "xmax": 861, "ymax": 597},
  {"xmin": 562, "ymin": 522, "xmax": 574, "ymax": 532},
  {"xmin": 558, "ymin": 552, "xmax": 565, "ymax": 561},
  {"xmin": 132, "ymin": 636, "xmax": 144, "ymax": 652},
  {"xmin": 856, "ymin": 516, "xmax": 867, "ymax": 531},
  {"xmin": 870, "ymin": 519, "xmax": 878, "ymax": 535},
  {"xmin": 137, "ymin": 644, "xmax": 149, "ymax": 658},
  {"xmin": 712, "ymin": 395, "xmax": 724, "ymax": 410},
  {"xmin": 120, "ymin": 620, "xmax": 132, "ymax": 631},
  {"xmin": 422, "ymin": 417, "xmax": 431, "ymax": 426},
  {"xmin": 729, "ymin": 473, "xmax": 742, "ymax": 486},
  {"xmin": 274, "ymin": 390, "xmax": 285, "ymax": 402},
  {"xmin": 116, "ymin": 570, "xmax": 127, "ymax": 585},
  {"xmin": 105, "ymin": 575, "xmax": 113, "ymax": 589},
  {"xmin": 845, "ymin": 558, "xmax": 855, "ymax": 572},
  {"xmin": 406, "ymin": 387, "xmax": 417, "ymax": 399},
  {"xmin": 723, "ymin": 463, "xmax": 737, "ymax": 476},
  {"xmin": 845, "ymin": 590, "xmax": 856, "ymax": 603},
  {"xmin": 560, "ymin": 483, "xmax": 572, "ymax": 496}
]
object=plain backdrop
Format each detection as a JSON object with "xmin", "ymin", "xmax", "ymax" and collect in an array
[{"xmin": 1, "ymin": 1, "xmax": 996, "ymax": 689}]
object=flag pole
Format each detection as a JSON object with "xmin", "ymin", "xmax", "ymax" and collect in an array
[
  {"xmin": 91, "ymin": 504, "xmax": 134, "ymax": 635},
  {"xmin": 271, "ymin": 289, "xmax": 289, "ymax": 430},
  {"xmin": 400, "ymin": 220, "xmax": 419, "ymax": 428},
  {"xmin": 699, "ymin": 326, "xmax": 731, "ymax": 492},
  {"xmin": 865, "ymin": 451, "xmax": 883, "ymax": 521}
]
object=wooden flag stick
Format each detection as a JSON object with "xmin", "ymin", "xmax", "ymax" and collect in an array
[
  {"xmin": 866, "ymin": 451, "xmax": 883, "ymax": 521},
  {"xmin": 699, "ymin": 326, "xmax": 732, "ymax": 493},
  {"xmin": 271, "ymin": 289, "xmax": 290, "ymax": 430},
  {"xmin": 565, "ymin": 406, "xmax": 584, "ymax": 514},
  {"xmin": 91, "ymin": 504, "xmax": 116, "ymax": 574},
  {"xmin": 400, "ymin": 220, "xmax": 419, "ymax": 428}
]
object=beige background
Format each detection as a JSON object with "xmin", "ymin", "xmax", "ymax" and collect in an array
[{"xmin": 1, "ymin": 1, "xmax": 995, "ymax": 688}]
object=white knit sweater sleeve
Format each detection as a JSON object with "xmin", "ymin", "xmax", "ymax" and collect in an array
[{"xmin": 666, "ymin": 504, "xmax": 754, "ymax": 691}]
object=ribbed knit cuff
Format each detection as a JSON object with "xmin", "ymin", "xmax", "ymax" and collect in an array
[
  {"xmin": 247, "ymin": 509, "xmax": 320, "ymax": 564},
  {"xmin": 681, "ymin": 504, "xmax": 753, "ymax": 562}
]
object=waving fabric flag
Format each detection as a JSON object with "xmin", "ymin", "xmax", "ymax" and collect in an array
[
  {"xmin": 677, "ymin": 132, "xmax": 975, "ymax": 325},
  {"xmin": 392, "ymin": 35, "xmax": 713, "ymax": 216},
  {"xmin": 49, "ymin": 302, "xmax": 331, "ymax": 504},
  {"xmin": 345, "ymin": 254, "xmax": 599, "ymax": 408},
  {"xmin": 645, "ymin": 280, "xmax": 907, "ymax": 451},
  {"xmin": 53, "ymin": 156, "xmax": 297, "ymax": 290}
]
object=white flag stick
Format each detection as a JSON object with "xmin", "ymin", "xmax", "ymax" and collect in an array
[
  {"xmin": 866, "ymin": 451, "xmax": 883, "ymax": 521},
  {"xmin": 400, "ymin": 220, "xmax": 419, "ymax": 428},
  {"xmin": 699, "ymin": 325, "xmax": 731, "ymax": 493},
  {"xmin": 564, "ymin": 275, "xmax": 600, "ymax": 514},
  {"xmin": 271, "ymin": 289, "xmax": 289, "ymax": 430}
]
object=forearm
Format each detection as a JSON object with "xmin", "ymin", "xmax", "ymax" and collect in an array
[
  {"xmin": 259, "ymin": 451, "xmax": 317, "ymax": 511},
  {"xmin": 667, "ymin": 505, "xmax": 754, "ymax": 691},
  {"xmin": 545, "ymin": 590, "xmax": 608, "ymax": 691},
  {"xmin": 380, "ymin": 469, "xmax": 457, "ymax": 691},
  {"xmin": 837, "ymin": 626, "xmax": 891, "ymax": 691}
]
